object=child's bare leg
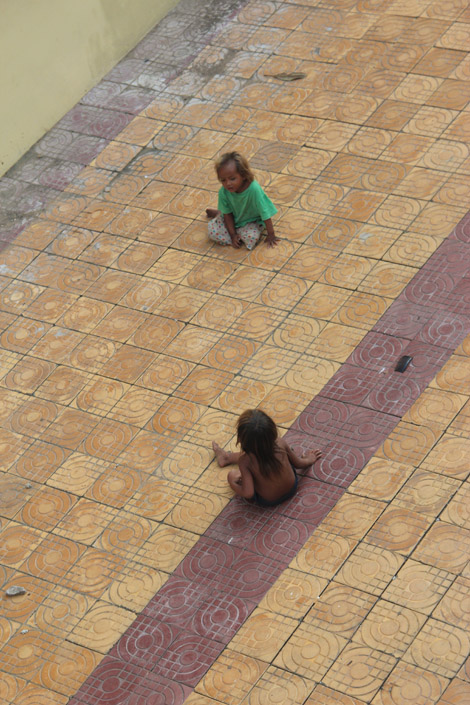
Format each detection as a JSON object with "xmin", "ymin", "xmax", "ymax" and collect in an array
[
  {"xmin": 227, "ymin": 467, "xmax": 244, "ymax": 495},
  {"xmin": 206, "ymin": 208, "xmax": 220, "ymax": 218},
  {"xmin": 212, "ymin": 441, "xmax": 242, "ymax": 467}
]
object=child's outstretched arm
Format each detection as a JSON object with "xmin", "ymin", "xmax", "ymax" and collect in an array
[
  {"xmin": 223, "ymin": 213, "xmax": 242, "ymax": 248},
  {"xmin": 264, "ymin": 218, "xmax": 279, "ymax": 247}
]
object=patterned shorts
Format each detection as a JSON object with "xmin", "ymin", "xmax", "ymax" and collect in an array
[{"xmin": 208, "ymin": 214, "xmax": 263, "ymax": 250}]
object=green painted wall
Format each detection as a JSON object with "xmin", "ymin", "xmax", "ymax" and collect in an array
[{"xmin": 0, "ymin": 0, "xmax": 178, "ymax": 176}]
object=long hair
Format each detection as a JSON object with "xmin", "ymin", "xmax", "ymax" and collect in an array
[
  {"xmin": 215, "ymin": 151, "xmax": 255, "ymax": 184},
  {"xmin": 236, "ymin": 409, "xmax": 281, "ymax": 478}
]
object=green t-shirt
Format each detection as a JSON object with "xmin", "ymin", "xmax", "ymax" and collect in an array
[{"xmin": 217, "ymin": 180, "xmax": 277, "ymax": 229}]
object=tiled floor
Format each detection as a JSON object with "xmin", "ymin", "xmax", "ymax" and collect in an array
[{"xmin": 1, "ymin": 0, "xmax": 470, "ymax": 704}]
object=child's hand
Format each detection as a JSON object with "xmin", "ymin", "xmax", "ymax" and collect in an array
[
  {"xmin": 302, "ymin": 449, "xmax": 322, "ymax": 465},
  {"xmin": 265, "ymin": 232, "xmax": 279, "ymax": 247},
  {"xmin": 230, "ymin": 233, "xmax": 242, "ymax": 248}
]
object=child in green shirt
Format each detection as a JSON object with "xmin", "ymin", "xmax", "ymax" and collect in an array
[{"xmin": 206, "ymin": 151, "xmax": 279, "ymax": 250}]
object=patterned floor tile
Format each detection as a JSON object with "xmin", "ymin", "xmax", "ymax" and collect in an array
[
  {"xmin": 372, "ymin": 662, "xmax": 448, "ymax": 705},
  {"xmin": 353, "ymin": 599, "xmax": 426, "ymax": 656},
  {"xmin": 274, "ymin": 623, "xmax": 347, "ymax": 681},
  {"xmin": 259, "ymin": 568, "xmax": 326, "ymax": 620},
  {"xmin": 229, "ymin": 608, "xmax": 298, "ymax": 661},
  {"xmin": 433, "ymin": 576, "xmax": 470, "ymax": 631},
  {"xmin": 412, "ymin": 522, "xmax": 470, "ymax": 573},
  {"xmin": 336, "ymin": 542, "xmax": 405, "ymax": 597},
  {"xmin": 323, "ymin": 644, "xmax": 397, "ymax": 700},
  {"xmin": 304, "ymin": 582, "xmax": 376, "ymax": 639},
  {"xmin": 196, "ymin": 650, "xmax": 266, "ymax": 705},
  {"xmin": 403, "ymin": 619, "xmax": 470, "ymax": 678},
  {"xmin": 320, "ymin": 494, "xmax": 386, "ymax": 540},
  {"xmin": 366, "ymin": 507, "xmax": 433, "ymax": 555},
  {"xmin": 393, "ymin": 470, "xmax": 460, "ymax": 517},
  {"xmin": 437, "ymin": 679, "xmax": 470, "ymax": 705}
]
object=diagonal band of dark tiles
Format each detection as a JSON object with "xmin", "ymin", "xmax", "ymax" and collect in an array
[
  {"xmin": 68, "ymin": 211, "xmax": 470, "ymax": 704},
  {"xmin": 0, "ymin": 0, "xmax": 250, "ymax": 250}
]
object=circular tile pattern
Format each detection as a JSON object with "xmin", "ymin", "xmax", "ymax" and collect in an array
[
  {"xmin": 105, "ymin": 562, "xmax": 166, "ymax": 612},
  {"xmin": 10, "ymin": 397, "xmax": 58, "ymax": 437},
  {"xmin": 406, "ymin": 618, "xmax": 470, "ymax": 677},
  {"xmin": 231, "ymin": 609, "xmax": 298, "ymax": 662},
  {"xmin": 139, "ymin": 354, "xmax": 194, "ymax": 393},
  {"xmin": 306, "ymin": 583, "xmax": 376, "ymax": 638},
  {"xmin": 37, "ymin": 366, "xmax": 89, "ymax": 405},
  {"xmin": 292, "ymin": 529, "xmax": 356, "ymax": 580},
  {"xmin": 374, "ymin": 661, "xmax": 448, "ymax": 705},
  {"xmin": 162, "ymin": 489, "xmax": 227, "ymax": 534},
  {"xmin": 71, "ymin": 603, "xmax": 135, "ymax": 654},
  {"xmin": 434, "ymin": 576, "xmax": 470, "ymax": 630},
  {"xmin": 16, "ymin": 440, "xmax": 69, "ymax": 483},
  {"xmin": 37, "ymin": 640, "xmax": 100, "ymax": 698},
  {"xmin": 20, "ymin": 487, "xmax": 75, "ymax": 531},
  {"xmin": 82, "ymin": 419, "xmax": 135, "ymax": 461},
  {"xmin": 0, "ymin": 673, "xmax": 24, "ymax": 703},
  {"xmin": 275, "ymin": 623, "xmax": 346, "ymax": 680},
  {"xmin": 23, "ymin": 534, "xmax": 84, "ymax": 581},
  {"xmin": 31, "ymin": 587, "xmax": 90, "ymax": 638},
  {"xmin": 197, "ymin": 650, "xmax": 265, "ymax": 704},
  {"xmin": 150, "ymin": 397, "xmax": 202, "ymax": 438},
  {"xmin": 1, "ymin": 629, "xmax": 61, "ymax": 679},
  {"xmin": 421, "ymin": 435, "xmax": 470, "ymax": 479},
  {"xmin": 323, "ymin": 643, "xmax": 397, "ymax": 700},
  {"xmin": 112, "ymin": 613, "xmax": 177, "ymax": 668},
  {"xmin": 441, "ymin": 482, "xmax": 470, "ymax": 529},
  {"xmin": 0, "ymin": 525, "xmax": 43, "ymax": 567},
  {"xmin": 4, "ymin": 358, "xmax": 55, "ymax": 394},
  {"xmin": 64, "ymin": 548, "xmax": 125, "ymax": 597},
  {"xmin": 357, "ymin": 600, "xmax": 425, "ymax": 655},
  {"xmin": 85, "ymin": 461, "xmax": 142, "ymax": 508},
  {"xmin": 260, "ymin": 569, "xmax": 326, "ymax": 619},
  {"xmin": 367, "ymin": 507, "xmax": 432, "ymax": 554},
  {"xmin": 109, "ymin": 388, "xmax": 166, "ymax": 426},
  {"xmin": 414, "ymin": 522, "xmax": 470, "ymax": 573},
  {"xmin": 379, "ymin": 422, "xmax": 441, "ymax": 465},
  {"xmin": 337, "ymin": 543, "xmax": 404, "ymax": 597}
]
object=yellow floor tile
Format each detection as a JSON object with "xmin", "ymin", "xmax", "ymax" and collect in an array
[
  {"xmin": 274, "ymin": 623, "xmax": 347, "ymax": 680},
  {"xmin": 230, "ymin": 609, "xmax": 298, "ymax": 662},
  {"xmin": 304, "ymin": 582, "xmax": 376, "ymax": 639},
  {"xmin": 196, "ymin": 650, "xmax": 267, "ymax": 705}
]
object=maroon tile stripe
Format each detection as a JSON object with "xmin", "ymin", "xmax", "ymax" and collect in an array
[{"xmin": 68, "ymin": 212, "xmax": 470, "ymax": 704}]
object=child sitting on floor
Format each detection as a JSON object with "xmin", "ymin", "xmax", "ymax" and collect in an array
[
  {"xmin": 212, "ymin": 409, "xmax": 321, "ymax": 507},
  {"xmin": 206, "ymin": 151, "xmax": 279, "ymax": 250}
]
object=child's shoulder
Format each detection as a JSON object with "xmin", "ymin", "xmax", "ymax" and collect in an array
[
  {"xmin": 276, "ymin": 437, "xmax": 289, "ymax": 451},
  {"xmin": 247, "ymin": 179, "xmax": 265, "ymax": 194}
]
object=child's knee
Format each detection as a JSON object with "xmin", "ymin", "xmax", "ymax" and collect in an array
[
  {"xmin": 241, "ymin": 228, "xmax": 261, "ymax": 250},
  {"xmin": 227, "ymin": 468, "xmax": 240, "ymax": 484}
]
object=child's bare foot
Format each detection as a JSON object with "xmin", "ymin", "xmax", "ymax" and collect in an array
[
  {"xmin": 212, "ymin": 441, "xmax": 231, "ymax": 467},
  {"xmin": 206, "ymin": 208, "xmax": 219, "ymax": 219}
]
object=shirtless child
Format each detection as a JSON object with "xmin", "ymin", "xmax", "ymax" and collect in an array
[{"xmin": 212, "ymin": 409, "xmax": 321, "ymax": 507}]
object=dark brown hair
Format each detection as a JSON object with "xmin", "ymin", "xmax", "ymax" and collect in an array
[
  {"xmin": 215, "ymin": 151, "xmax": 255, "ymax": 184},
  {"xmin": 236, "ymin": 409, "xmax": 282, "ymax": 478}
]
